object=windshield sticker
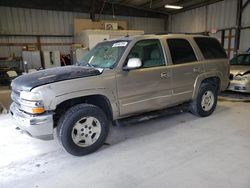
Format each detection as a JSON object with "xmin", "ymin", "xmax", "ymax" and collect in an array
[{"xmin": 112, "ymin": 42, "xmax": 128, "ymax": 47}]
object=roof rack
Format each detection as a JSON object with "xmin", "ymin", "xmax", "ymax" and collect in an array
[{"xmin": 154, "ymin": 32, "xmax": 209, "ymax": 36}]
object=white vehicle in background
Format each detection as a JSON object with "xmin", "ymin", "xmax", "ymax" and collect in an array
[{"xmin": 228, "ymin": 52, "xmax": 250, "ymax": 93}]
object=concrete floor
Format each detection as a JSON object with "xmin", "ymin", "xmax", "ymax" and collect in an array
[{"xmin": 0, "ymin": 98, "xmax": 250, "ymax": 188}]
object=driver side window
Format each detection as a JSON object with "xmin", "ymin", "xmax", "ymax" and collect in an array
[{"xmin": 127, "ymin": 39, "xmax": 165, "ymax": 68}]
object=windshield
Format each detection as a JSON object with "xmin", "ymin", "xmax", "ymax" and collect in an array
[
  {"xmin": 230, "ymin": 54, "xmax": 250, "ymax": 65},
  {"xmin": 79, "ymin": 40, "xmax": 129, "ymax": 68}
]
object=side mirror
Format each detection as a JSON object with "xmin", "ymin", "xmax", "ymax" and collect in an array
[{"xmin": 123, "ymin": 58, "xmax": 142, "ymax": 71}]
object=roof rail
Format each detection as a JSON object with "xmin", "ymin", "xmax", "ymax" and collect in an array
[{"xmin": 154, "ymin": 32, "xmax": 209, "ymax": 36}]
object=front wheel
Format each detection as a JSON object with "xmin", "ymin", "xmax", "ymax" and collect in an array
[
  {"xmin": 190, "ymin": 83, "xmax": 218, "ymax": 117},
  {"xmin": 57, "ymin": 104, "xmax": 109, "ymax": 156}
]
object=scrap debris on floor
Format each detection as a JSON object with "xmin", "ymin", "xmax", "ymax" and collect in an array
[{"xmin": 0, "ymin": 99, "xmax": 250, "ymax": 188}]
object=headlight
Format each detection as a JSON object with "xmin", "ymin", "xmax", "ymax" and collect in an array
[
  {"xmin": 20, "ymin": 91, "xmax": 43, "ymax": 101},
  {"xmin": 20, "ymin": 91, "xmax": 45, "ymax": 114},
  {"xmin": 20, "ymin": 99, "xmax": 44, "ymax": 107}
]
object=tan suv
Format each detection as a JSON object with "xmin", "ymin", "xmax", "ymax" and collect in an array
[{"xmin": 10, "ymin": 34, "xmax": 229, "ymax": 156}]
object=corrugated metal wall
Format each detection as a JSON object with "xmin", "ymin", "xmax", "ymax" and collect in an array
[
  {"xmin": 207, "ymin": 0, "xmax": 237, "ymax": 30},
  {"xmin": 170, "ymin": 0, "xmax": 237, "ymax": 32},
  {"xmin": 0, "ymin": 6, "xmax": 165, "ymax": 57},
  {"xmin": 102, "ymin": 14, "xmax": 165, "ymax": 33},
  {"xmin": 242, "ymin": 0, "xmax": 250, "ymax": 26},
  {"xmin": 0, "ymin": 7, "xmax": 89, "ymax": 35},
  {"xmin": 240, "ymin": 29, "xmax": 250, "ymax": 51},
  {"xmin": 241, "ymin": 0, "xmax": 250, "ymax": 51},
  {"xmin": 0, "ymin": 36, "xmax": 37, "ymax": 57},
  {"xmin": 169, "ymin": 0, "xmax": 250, "ymax": 51},
  {"xmin": 169, "ymin": 6, "xmax": 206, "ymax": 33}
]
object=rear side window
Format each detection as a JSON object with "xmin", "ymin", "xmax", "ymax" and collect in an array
[
  {"xmin": 194, "ymin": 37, "xmax": 227, "ymax": 59},
  {"xmin": 167, "ymin": 39, "xmax": 197, "ymax": 64}
]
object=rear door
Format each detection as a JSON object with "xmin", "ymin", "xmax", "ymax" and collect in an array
[{"xmin": 166, "ymin": 38, "xmax": 204, "ymax": 103}]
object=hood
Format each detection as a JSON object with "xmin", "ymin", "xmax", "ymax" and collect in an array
[
  {"xmin": 230, "ymin": 65, "xmax": 250, "ymax": 76},
  {"xmin": 12, "ymin": 66, "xmax": 102, "ymax": 91}
]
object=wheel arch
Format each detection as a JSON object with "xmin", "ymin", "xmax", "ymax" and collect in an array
[
  {"xmin": 192, "ymin": 72, "xmax": 222, "ymax": 100},
  {"xmin": 54, "ymin": 94, "xmax": 114, "ymax": 127}
]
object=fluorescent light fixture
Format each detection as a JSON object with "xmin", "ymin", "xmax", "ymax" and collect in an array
[{"xmin": 164, "ymin": 4, "xmax": 183, "ymax": 9}]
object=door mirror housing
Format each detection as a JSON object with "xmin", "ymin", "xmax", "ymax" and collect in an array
[{"xmin": 123, "ymin": 58, "xmax": 142, "ymax": 71}]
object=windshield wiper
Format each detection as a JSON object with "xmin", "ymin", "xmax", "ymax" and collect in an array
[{"xmin": 78, "ymin": 61, "xmax": 96, "ymax": 68}]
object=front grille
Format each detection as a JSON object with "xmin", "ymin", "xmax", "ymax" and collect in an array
[{"xmin": 11, "ymin": 89, "xmax": 21, "ymax": 107}]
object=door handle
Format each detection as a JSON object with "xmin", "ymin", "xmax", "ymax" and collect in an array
[
  {"xmin": 193, "ymin": 67, "xmax": 202, "ymax": 73},
  {"xmin": 161, "ymin": 72, "xmax": 171, "ymax": 78}
]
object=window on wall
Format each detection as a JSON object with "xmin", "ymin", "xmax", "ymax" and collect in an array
[
  {"xmin": 127, "ymin": 39, "xmax": 165, "ymax": 68},
  {"xmin": 194, "ymin": 37, "xmax": 227, "ymax": 59},
  {"xmin": 167, "ymin": 39, "xmax": 197, "ymax": 65}
]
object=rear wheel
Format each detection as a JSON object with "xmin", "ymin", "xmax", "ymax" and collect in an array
[
  {"xmin": 57, "ymin": 103, "xmax": 109, "ymax": 156},
  {"xmin": 190, "ymin": 83, "xmax": 218, "ymax": 117}
]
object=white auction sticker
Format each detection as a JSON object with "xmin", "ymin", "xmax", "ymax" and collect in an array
[{"xmin": 112, "ymin": 42, "xmax": 128, "ymax": 47}]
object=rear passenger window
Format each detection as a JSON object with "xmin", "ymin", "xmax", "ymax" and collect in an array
[
  {"xmin": 167, "ymin": 39, "xmax": 197, "ymax": 64},
  {"xmin": 194, "ymin": 37, "xmax": 227, "ymax": 59}
]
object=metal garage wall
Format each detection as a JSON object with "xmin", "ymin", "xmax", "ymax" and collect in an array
[
  {"xmin": 169, "ymin": 6, "xmax": 206, "ymax": 33},
  {"xmin": 169, "ymin": 0, "xmax": 250, "ymax": 51},
  {"xmin": 125, "ymin": 17, "xmax": 164, "ymax": 33},
  {"xmin": 0, "ymin": 7, "xmax": 89, "ymax": 35},
  {"xmin": 40, "ymin": 37, "xmax": 72, "ymax": 54},
  {"xmin": 240, "ymin": 29, "xmax": 250, "ymax": 51},
  {"xmin": 242, "ymin": 0, "xmax": 250, "ymax": 27},
  {"xmin": 207, "ymin": 0, "xmax": 237, "ymax": 31},
  {"xmin": 0, "ymin": 6, "xmax": 88, "ymax": 57},
  {"xmin": 0, "ymin": 6, "xmax": 165, "ymax": 57},
  {"xmin": 241, "ymin": 0, "xmax": 250, "ymax": 51},
  {"xmin": 103, "ymin": 14, "xmax": 165, "ymax": 33},
  {"xmin": 0, "ymin": 36, "xmax": 37, "ymax": 57},
  {"xmin": 169, "ymin": 0, "xmax": 237, "ymax": 33}
]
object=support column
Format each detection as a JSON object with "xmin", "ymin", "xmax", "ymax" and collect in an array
[
  {"xmin": 234, "ymin": 0, "xmax": 243, "ymax": 54},
  {"xmin": 90, "ymin": 0, "xmax": 96, "ymax": 21},
  {"xmin": 37, "ymin": 36, "xmax": 45, "ymax": 69}
]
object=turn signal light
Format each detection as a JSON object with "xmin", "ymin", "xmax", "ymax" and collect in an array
[{"xmin": 31, "ymin": 107, "xmax": 45, "ymax": 114}]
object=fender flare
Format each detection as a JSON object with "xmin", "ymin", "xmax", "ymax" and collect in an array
[
  {"xmin": 192, "ymin": 71, "xmax": 222, "ymax": 100},
  {"xmin": 51, "ymin": 89, "xmax": 119, "ymax": 119}
]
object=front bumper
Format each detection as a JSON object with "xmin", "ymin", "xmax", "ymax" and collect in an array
[
  {"xmin": 228, "ymin": 80, "xmax": 250, "ymax": 93},
  {"xmin": 10, "ymin": 103, "xmax": 54, "ymax": 140}
]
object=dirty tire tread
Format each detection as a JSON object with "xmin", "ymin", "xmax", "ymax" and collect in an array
[
  {"xmin": 190, "ymin": 83, "xmax": 218, "ymax": 117},
  {"xmin": 57, "ymin": 103, "xmax": 109, "ymax": 156}
]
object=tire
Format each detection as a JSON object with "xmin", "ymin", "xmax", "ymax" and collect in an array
[
  {"xmin": 57, "ymin": 103, "xmax": 109, "ymax": 156},
  {"xmin": 190, "ymin": 83, "xmax": 218, "ymax": 117}
]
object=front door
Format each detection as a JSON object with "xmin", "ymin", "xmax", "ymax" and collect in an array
[{"xmin": 116, "ymin": 39, "xmax": 172, "ymax": 117}]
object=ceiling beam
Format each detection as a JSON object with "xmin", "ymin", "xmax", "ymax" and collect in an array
[
  {"xmin": 139, "ymin": 0, "xmax": 162, "ymax": 8},
  {"xmin": 0, "ymin": 0, "xmax": 168, "ymax": 17},
  {"xmin": 106, "ymin": 1, "xmax": 170, "ymax": 15}
]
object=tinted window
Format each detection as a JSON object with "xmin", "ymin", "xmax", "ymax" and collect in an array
[
  {"xmin": 167, "ymin": 39, "xmax": 197, "ymax": 64},
  {"xmin": 127, "ymin": 39, "xmax": 165, "ymax": 68},
  {"xmin": 194, "ymin": 37, "xmax": 227, "ymax": 59}
]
